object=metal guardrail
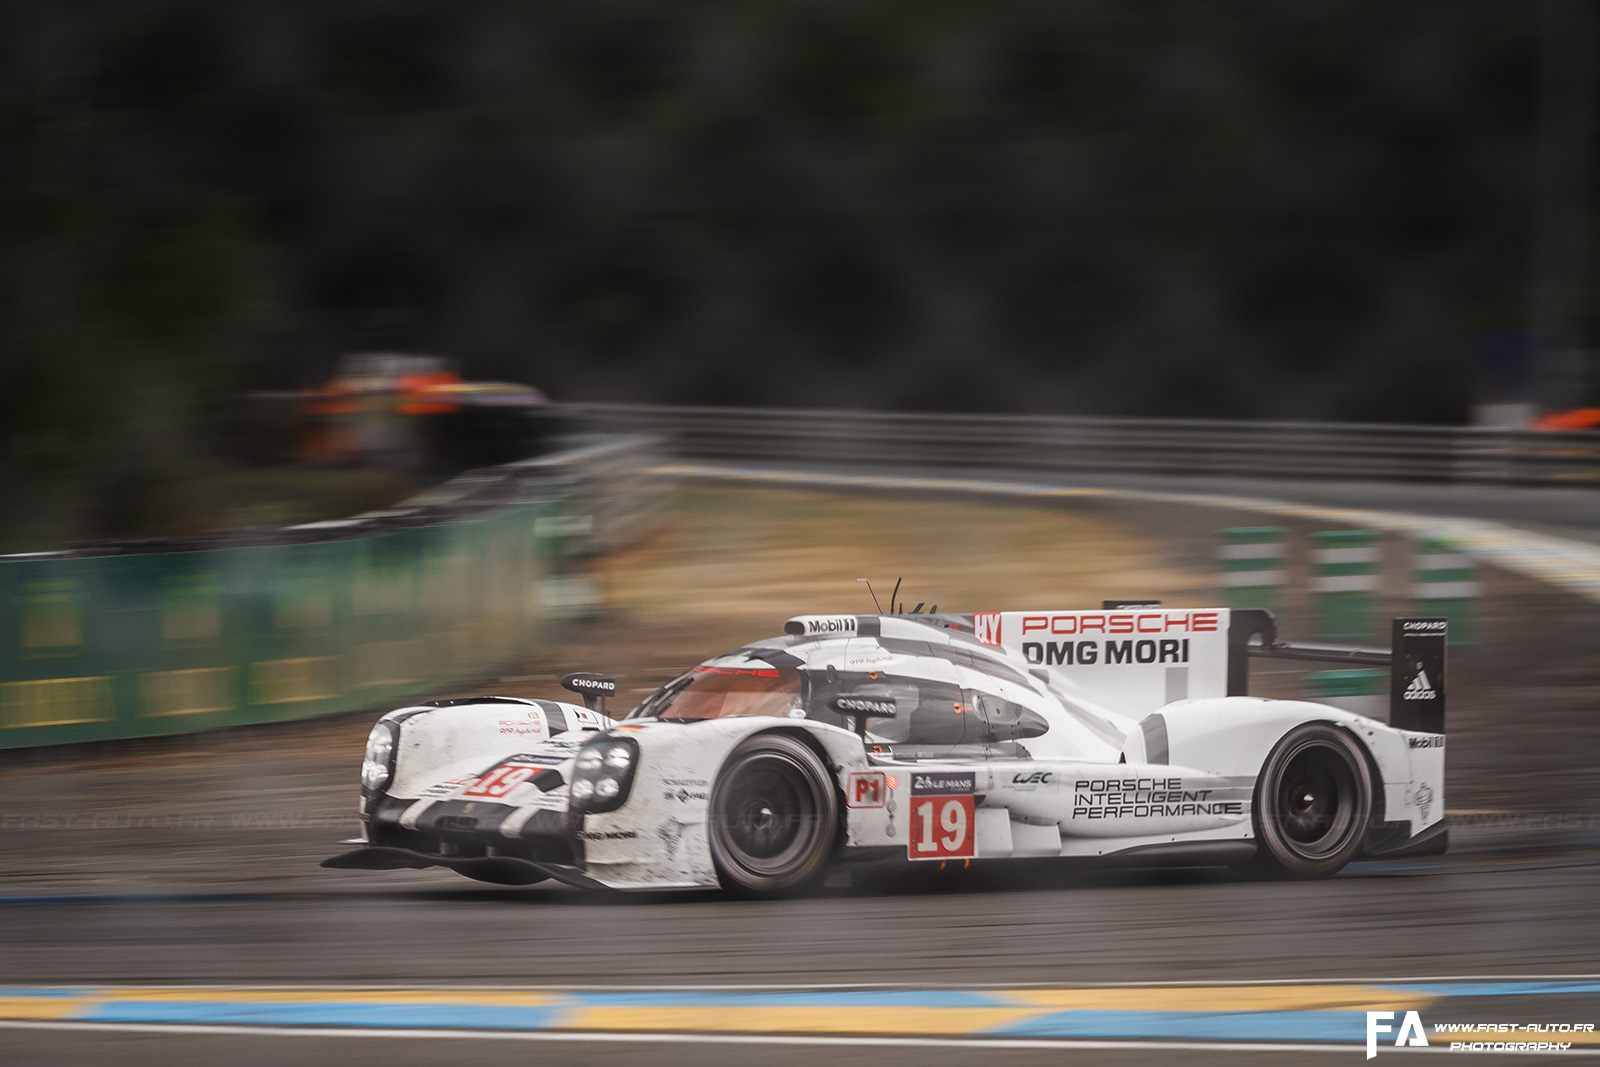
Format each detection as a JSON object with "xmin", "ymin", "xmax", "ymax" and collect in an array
[{"xmin": 566, "ymin": 404, "xmax": 1600, "ymax": 486}]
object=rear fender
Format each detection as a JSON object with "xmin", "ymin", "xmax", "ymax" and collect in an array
[
  {"xmin": 1155, "ymin": 697, "xmax": 1434, "ymax": 837},
  {"xmin": 1154, "ymin": 698, "xmax": 1386, "ymax": 777}
]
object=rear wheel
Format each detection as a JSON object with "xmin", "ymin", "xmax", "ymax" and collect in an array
[
  {"xmin": 709, "ymin": 734, "xmax": 838, "ymax": 896},
  {"xmin": 1247, "ymin": 724, "xmax": 1372, "ymax": 878}
]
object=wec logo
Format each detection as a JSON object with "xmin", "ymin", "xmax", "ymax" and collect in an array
[{"xmin": 1367, "ymin": 1011, "xmax": 1429, "ymax": 1058}]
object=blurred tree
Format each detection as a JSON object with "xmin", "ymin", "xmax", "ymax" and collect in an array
[{"xmin": 0, "ymin": 0, "xmax": 1575, "ymax": 541}]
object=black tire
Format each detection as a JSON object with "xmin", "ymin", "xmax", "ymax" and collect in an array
[
  {"xmin": 709, "ymin": 733, "xmax": 838, "ymax": 897},
  {"xmin": 1248, "ymin": 724, "xmax": 1372, "ymax": 879}
]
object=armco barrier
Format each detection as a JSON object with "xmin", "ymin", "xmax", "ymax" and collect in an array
[
  {"xmin": 566, "ymin": 403, "xmax": 1600, "ymax": 486},
  {"xmin": 0, "ymin": 435, "xmax": 660, "ymax": 750}
]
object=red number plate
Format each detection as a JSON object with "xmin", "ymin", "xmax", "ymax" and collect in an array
[
  {"xmin": 461, "ymin": 764, "xmax": 539, "ymax": 799},
  {"xmin": 907, "ymin": 794, "xmax": 976, "ymax": 860}
]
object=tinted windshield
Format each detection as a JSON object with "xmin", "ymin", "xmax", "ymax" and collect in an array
[{"xmin": 631, "ymin": 666, "xmax": 806, "ymax": 722}]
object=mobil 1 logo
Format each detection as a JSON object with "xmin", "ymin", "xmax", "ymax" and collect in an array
[{"xmin": 909, "ymin": 771, "xmax": 975, "ymax": 861}]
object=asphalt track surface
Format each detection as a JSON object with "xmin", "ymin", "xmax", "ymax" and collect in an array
[
  {"xmin": 3, "ymin": 850, "xmax": 1599, "ymax": 1064},
  {"xmin": 4, "ymin": 476, "xmax": 1600, "ymax": 1064}
]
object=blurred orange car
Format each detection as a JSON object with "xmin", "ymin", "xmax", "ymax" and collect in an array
[{"xmin": 301, "ymin": 354, "xmax": 556, "ymax": 469}]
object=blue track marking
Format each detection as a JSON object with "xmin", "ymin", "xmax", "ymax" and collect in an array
[
  {"xmin": 987, "ymin": 1009, "xmax": 1367, "ymax": 1042},
  {"xmin": 572, "ymin": 990, "xmax": 1014, "ymax": 1007}
]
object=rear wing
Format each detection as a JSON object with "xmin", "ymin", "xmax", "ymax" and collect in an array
[
  {"xmin": 1229, "ymin": 609, "xmax": 1446, "ymax": 733},
  {"xmin": 974, "ymin": 606, "xmax": 1445, "ymax": 733}
]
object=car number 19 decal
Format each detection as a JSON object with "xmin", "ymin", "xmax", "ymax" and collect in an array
[
  {"xmin": 461, "ymin": 763, "xmax": 539, "ymax": 798},
  {"xmin": 907, "ymin": 771, "xmax": 976, "ymax": 860}
]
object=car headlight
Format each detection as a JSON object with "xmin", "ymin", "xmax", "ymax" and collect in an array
[
  {"xmin": 569, "ymin": 735, "xmax": 639, "ymax": 814},
  {"xmin": 361, "ymin": 720, "xmax": 397, "ymax": 792}
]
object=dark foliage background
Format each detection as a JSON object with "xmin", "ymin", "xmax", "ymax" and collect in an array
[{"xmin": 0, "ymin": 0, "xmax": 1587, "ymax": 539}]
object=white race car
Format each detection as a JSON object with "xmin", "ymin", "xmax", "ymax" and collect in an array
[{"xmin": 324, "ymin": 606, "xmax": 1448, "ymax": 895}]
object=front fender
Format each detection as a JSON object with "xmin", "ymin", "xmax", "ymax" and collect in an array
[
  {"xmin": 385, "ymin": 700, "xmax": 610, "ymax": 798},
  {"xmin": 575, "ymin": 718, "xmax": 868, "ymax": 889}
]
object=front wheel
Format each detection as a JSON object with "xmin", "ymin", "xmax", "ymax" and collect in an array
[
  {"xmin": 1247, "ymin": 724, "xmax": 1372, "ymax": 878},
  {"xmin": 709, "ymin": 734, "xmax": 838, "ymax": 897}
]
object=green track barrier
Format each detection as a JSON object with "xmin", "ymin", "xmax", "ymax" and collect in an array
[
  {"xmin": 1306, "ymin": 668, "xmax": 1386, "ymax": 698},
  {"xmin": 1305, "ymin": 667, "xmax": 1387, "ymax": 722},
  {"xmin": 0, "ymin": 495, "xmax": 568, "ymax": 750},
  {"xmin": 1412, "ymin": 536, "xmax": 1477, "ymax": 647},
  {"xmin": 1216, "ymin": 526, "xmax": 1286, "ymax": 613},
  {"xmin": 1311, "ymin": 529, "xmax": 1379, "ymax": 641}
]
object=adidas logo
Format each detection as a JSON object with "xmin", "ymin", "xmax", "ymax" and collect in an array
[{"xmin": 1403, "ymin": 670, "xmax": 1436, "ymax": 701}]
